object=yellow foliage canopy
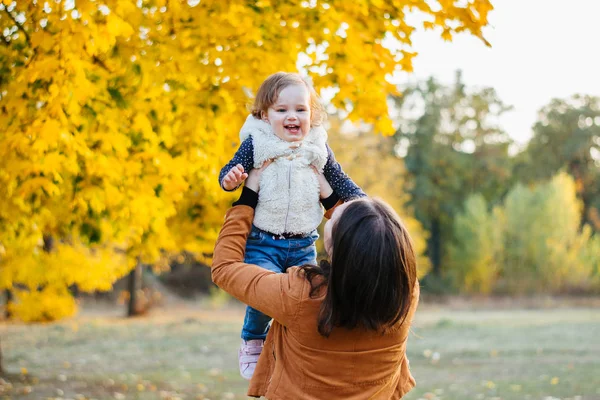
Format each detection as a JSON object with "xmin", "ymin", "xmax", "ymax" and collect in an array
[{"xmin": 0, "ymin": 0, "xmax": 492, "ymax": 320}]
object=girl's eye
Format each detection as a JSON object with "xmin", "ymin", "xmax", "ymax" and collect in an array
[
  {"xmin": 277, "ymin": 109, "xmax": 286, "ymax": 112},
  {"xmin": 297, "ymin": 109, "xmax": 306, "ymax": 112}
]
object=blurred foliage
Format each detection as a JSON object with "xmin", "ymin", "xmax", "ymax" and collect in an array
[
  {"xmin": 448, "ymin": 173, "xmax": 600, "ymax": 294},
  {"xmin": 394, "ymin": 74, "xmax": 599, "ymax": 294},
  {"xmin": 501, "ymin": 173, "xmax": 599, "ymax": 294},
  {"xmin": 447, "ymin": 194, "xmax": 503, "ymax": 294},
  {"xmin": 516, "ymin": 95, "xmax": 600, "ymax": 231},
  {"xmin": 327, "ymin": 116, "xmax": 430, "ymax": 277},
  {"xmin": 0, "ymin": 0, "xmax": 493, "ymax": 321},
  {"xmin": 393, "ymin": 71, "xmax": 513, "ymax": 277}
]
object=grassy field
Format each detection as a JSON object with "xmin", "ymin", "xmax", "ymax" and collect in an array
[{"xmin": 1, "ymin": 299, "xmax": 599, "ymax": 400}]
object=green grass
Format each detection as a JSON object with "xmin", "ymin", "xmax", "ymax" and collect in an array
[
  {"xmin": 1, "ymin": 302, "xmax": 599, "ymax": 399},
  {"xmin": 402, "ymin": 308, "xmax": 600, "ymax": 400}
]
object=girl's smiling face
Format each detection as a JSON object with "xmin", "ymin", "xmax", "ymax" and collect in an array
[{"xmin": 263, "ymin": 84, "xmax": 312, "ymax": 142}]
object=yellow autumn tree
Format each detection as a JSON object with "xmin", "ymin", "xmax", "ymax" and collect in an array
[{"xmin": 0, "ymin": 0, "xmax": 493, "ymax": 321}]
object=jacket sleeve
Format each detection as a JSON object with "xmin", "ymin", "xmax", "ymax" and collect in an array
[
  {"xmin": 211, "ymin": 206, "xmax": 305, "ymax": 326},
  {"xmin": 218, "ymin": 137, "xmax": 255, "ymax": 191},
  {"xmin": 323, "ymin": 143, "xmax": 366, "ymax": 201}
]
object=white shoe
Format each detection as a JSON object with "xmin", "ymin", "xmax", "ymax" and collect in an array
[{"xmin": 238, "ymin": 339, "xmax": 264, "ymax": 380}]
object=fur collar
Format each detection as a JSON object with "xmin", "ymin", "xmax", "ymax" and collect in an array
[{"xmin": 239, "ymin": 115, "xmax": 328, "ymax": 171}]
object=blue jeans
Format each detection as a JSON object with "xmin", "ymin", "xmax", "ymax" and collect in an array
[{"xmin": 241, "ymin": 225, "xmax": 318, "ymax": 341}]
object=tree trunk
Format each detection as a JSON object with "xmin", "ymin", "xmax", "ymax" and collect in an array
[
  {"xmin": 0, "ymin": 337, "xmax": 4, "ymax": 376},
  {"xmin": 428, "ymin": 217, "xmax": 442, "ymax": 276},
  {"xmin": 42, "ymin": 234, "xmax": 54, "ymax": 252},
  {"xmin": 4, "ymin": 290, "xmax": 12, "ymax": 319},
  {"xmin": 1, "ymin": 293, "xmax": 7, "ymax": 374},
  {"xmin": 70, "ymin": 284, "xmax": 80, "ymax": 299},
  {"xmin": 127, "ymin": 261, "xmax": 143, "ymax": 317}
]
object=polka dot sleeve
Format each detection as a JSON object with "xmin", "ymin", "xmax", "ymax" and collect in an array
[
  {"xmin": 323, "ymin": 143, "xmax": 367, "ymax": 201},
  {"xmin": 219, "ymin": 137, "xmax": 255, "ymax": 192}
]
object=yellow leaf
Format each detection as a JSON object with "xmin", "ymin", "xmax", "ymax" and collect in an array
[
  {"xmin": 106, "ymin": 15, "xmax": 135, "ymax": 38},
  {"xmin": 133, "ymin": 113, "xmax": 155, "ymax": 139},
  {"xmin": 441, "ymin": 29, "xmax": 453, "ymax": 41}
]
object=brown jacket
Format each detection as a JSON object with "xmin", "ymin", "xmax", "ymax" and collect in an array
[{"xmin": 212, "ymin": 205, "xmax": 419, "ymax": 399}]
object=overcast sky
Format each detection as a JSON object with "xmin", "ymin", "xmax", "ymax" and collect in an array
[{"xmin": 397, "ymin": 0, "xmax": 600, "ymax": 145}]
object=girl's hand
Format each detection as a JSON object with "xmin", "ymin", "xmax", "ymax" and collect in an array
[
  {"xmin": 311, "ymin": 166, "xmax": 333, "ymax": 199},
  {"xmin": 222, "ymin": 164, "xmax": 248, "ymax": 191},
  {"xmin": 245, "ymin": 160, "xmax": 273, "ymax": 193}
]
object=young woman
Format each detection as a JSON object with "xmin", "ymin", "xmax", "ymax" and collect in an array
[{"xmin": 212, "ymin": 165, "xmax": 419, "ymax": 399}]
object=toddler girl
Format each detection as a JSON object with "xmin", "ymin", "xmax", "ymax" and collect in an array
[{"xmin": 219, "ymin": 72, "xmax": 364, "ymax": 380}]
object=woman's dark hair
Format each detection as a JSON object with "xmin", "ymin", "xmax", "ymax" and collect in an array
[{"xmin": 301, "ymin": 198, "xmax": 417, "ymax": 337}]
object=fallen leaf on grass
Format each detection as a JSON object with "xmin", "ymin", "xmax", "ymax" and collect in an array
[{"xmin": 197, "ymin": 383, "xmax": 208, "ymax": 393}]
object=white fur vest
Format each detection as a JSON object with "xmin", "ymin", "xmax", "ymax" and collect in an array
[{"xmin": 239, "ymin": 115, "xmax": 328, "ymax": 235}]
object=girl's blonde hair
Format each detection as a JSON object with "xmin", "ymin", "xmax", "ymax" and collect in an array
[{"xmin": 250, "ymin": 72, "xmax": 326, "ymax": 126}]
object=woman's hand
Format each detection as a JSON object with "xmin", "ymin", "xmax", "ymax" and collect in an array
[
  {"xmin": 245, "ymin": 160, "xmax": 273, "ymax": 192},
  {"xmin": 311, "ymin": 166, "xmax": 333, "ymax": 199}
]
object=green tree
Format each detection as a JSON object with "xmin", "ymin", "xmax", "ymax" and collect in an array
[
  {"xmin": 394, "ymin": 71, "xmax": 512, "ymax": 277},
  {"xmin": 326, "ymin": 116, "xmax": 430, "ymax": 276},
  {"xmin": 447, "ymin": 194, "xmax": 503, "ymax": 294},
  {"xmin": 502, "ymin": 173, "xmax": 598, "ymax": 293},
  {"xmin": 517, "ymin": 95, "xmax": 600, "ymax": 231}
]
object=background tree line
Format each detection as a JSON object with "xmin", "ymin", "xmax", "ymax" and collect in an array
[
  {"xmin": 383, "ymin": 71, "xmax": 600, "ymax": 295},
  {"xmin": 313, "ymin": 69, "xmax": 599, "ymax": 296}
]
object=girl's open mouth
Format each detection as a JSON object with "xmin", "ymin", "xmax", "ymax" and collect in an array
[{"xmin": 284, "ymin": 124, "xmax": 300, "ymax": 134}]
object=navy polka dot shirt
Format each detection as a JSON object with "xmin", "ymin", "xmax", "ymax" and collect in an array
[{"xmin": 219, "ymin": 137, "xmax": 366, "ymax": 201}]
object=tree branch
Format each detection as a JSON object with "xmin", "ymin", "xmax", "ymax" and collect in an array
[
  {"xmin": 92, "ymin": 55, "xmax": 113, "ymax": 73},
  {"xmin": 0, "ymin": 33, "xmax": 10, "ymax": 45},
  {"xmin": 3, "ymin": 8, "xmax": 30, "ymax": 44}
]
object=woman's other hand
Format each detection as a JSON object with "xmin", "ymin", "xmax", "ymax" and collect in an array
[
  {"xmin": 245, "ymin": 160, "xmax": 273, "ymax": 192},
  {"xmin": 311, "ymin": 166, "xmax": 333, "ymax": 199}
]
